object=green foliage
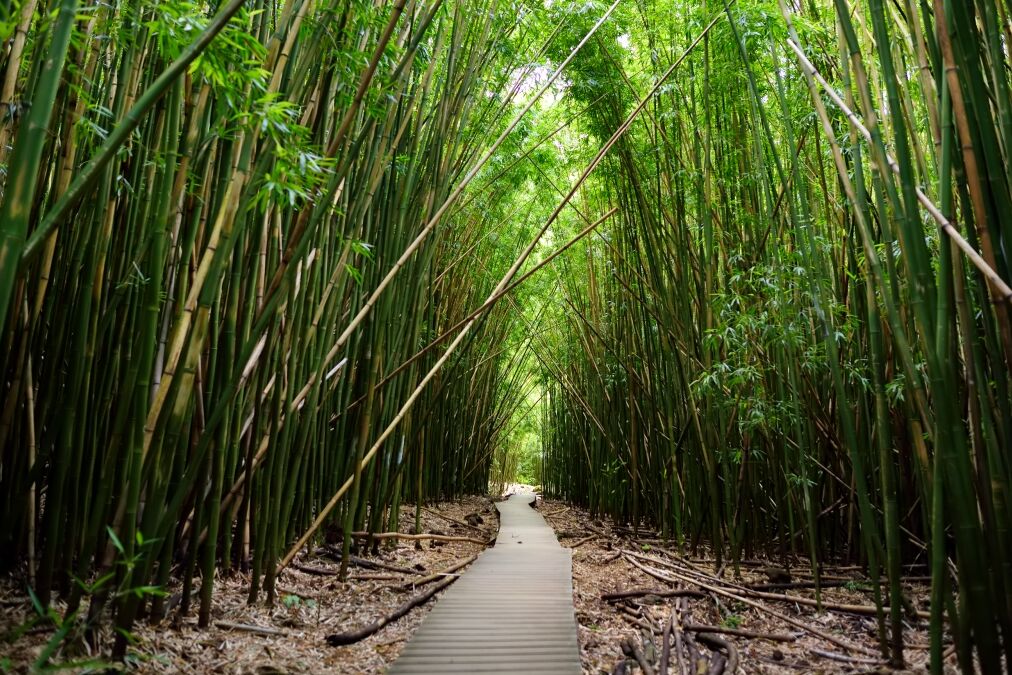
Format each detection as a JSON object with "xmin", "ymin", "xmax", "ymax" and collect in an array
[
  {"xmin": 720, "ymin": 614, "xmax": 742, "ymax": 629},
  {"xmin": 2, "ymin": 0, "xmax": 1011, "ymax": 670},
  {"xmin": 148, "ymin": 4, "xmax": 268, "ymax": 98}
]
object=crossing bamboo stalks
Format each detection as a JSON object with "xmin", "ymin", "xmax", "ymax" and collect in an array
[
  {"xmin": 2, "ymin": 0, "xmax": 1011, "ymax": 670},
  {"xmin": 542, "ymin": 1, "xmax": 1011, "ymax": 670},
  {"xmin": 0, "ymin": 0, "xmax": 571, "ymax": 650}
]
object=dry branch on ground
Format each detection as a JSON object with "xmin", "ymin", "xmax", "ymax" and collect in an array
[
  {"xmin": 542, "ymin": 498, "xmax": 954, "ymax": 675},
  {"xmin": 0, "ymin": 497, "xmax": 495, "ymax": 674}
]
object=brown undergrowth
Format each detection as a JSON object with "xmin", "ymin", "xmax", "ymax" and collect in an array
[
  {"xmin": 0, "ymin": 496, "xmax": 498, "ymax": 674},
  {"xmin": 538, "ymin": 497, "xmax": 959, "ymax": 675}
]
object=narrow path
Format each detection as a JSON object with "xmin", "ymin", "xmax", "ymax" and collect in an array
[{"xmin": 390, "ymin": 490, "xmax": 581, "ymax": 674}]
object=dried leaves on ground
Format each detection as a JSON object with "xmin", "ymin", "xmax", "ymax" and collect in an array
[
  {"xmin": 0, "ymin": 496, "xmax": 497, "ymax": 674},
  {"xmin": 538, "ymin": 498, "xmax": 959, "ymax": 675}
]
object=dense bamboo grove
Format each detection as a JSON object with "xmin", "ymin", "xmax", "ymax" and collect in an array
[
  {"xmin": 2, "ymin": 0, "xmax": 1011, "ymax": 671},
  {"xmin": 540, "ymin": 0, "xmax": 1012, "ymax": 671},
  {"xmin": 0, "ymin": 0, "xmax": 579, "ymax": 655}
]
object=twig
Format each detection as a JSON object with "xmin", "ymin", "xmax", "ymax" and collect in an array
[
  {"xmin": 215, "ymin": 621, "xmax": 287, "ymax": 636},
  {"xmin": 618, "ymin": 604, "xmax": 644, "ymax": 620},
  {"xmin": 567, "ymin": 534, "xmax": 597, "ymax": 549},
  {"xmin": 324, "ymin": 552, "xmax": 424, "ymax": 575},
  {"xmin": 810, "ymin": 648, "xmax": 887, "ymax": 665},
  {"xmin": 620, "ymin": 612, "xmax": 659, "ymax": 633},
  {"xmin": 673, "ymin": 600, "xmax": 687, "ymax": 675}
]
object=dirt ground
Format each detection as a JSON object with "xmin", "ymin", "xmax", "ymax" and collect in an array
[
  {"xmin": 0, "ymin": 495, "xmax": 498, "ymax": 674},
  {"xmin": 537, "ymin": 497, "xmax": 960, "ymax": 674},
  {"xmin": 1, "ymin": 491, "xmax": 965, "ymax": 674}
]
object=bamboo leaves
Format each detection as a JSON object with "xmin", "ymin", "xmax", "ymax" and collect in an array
[{"xmin": 543, "ymin": 1, "xmax": 1011, "ymax": 670}]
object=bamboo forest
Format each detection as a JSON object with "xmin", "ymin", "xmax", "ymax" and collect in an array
[{"xmin": 1, "ymin": 0, "xmax": 1011, "ymax": 671}]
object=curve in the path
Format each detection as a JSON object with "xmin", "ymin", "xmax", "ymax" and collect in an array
[{"xmin": 389, "ymin": 489, "xmax": 581, "ymax": 674}]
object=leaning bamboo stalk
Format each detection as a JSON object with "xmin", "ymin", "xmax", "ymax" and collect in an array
[
  {"xmin": 344, "ymin": 208, "xmax": 618, "ymax": 404},
  {"xmin": 311, "ymin": 0, "xmax": 622, "ymax": 376},
  {"xmin": 282, "ymin": 3, "xmax": 733, "ymax": 572},
  {"xmin": 784, "ymin": 38, "xmax": 1012, "ymax": 303},
  {"xmin": 276, "ymin": 202, "xmax": 614, "ymax": 571}
]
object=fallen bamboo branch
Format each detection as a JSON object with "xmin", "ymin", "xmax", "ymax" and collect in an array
[
  {"xmin": 746, "ymin": 577, "xmax": 929, "ymax": 592},
  {"xmin": 602, "ymin": 588, "xmax": 708, "ymax": 602},
  {"xmin": 325, "ymin": 574, "xmax": 457, "ymax": 646},
  {"xmin": 399, "ymin": 554, "xmax": 478, "ymax": 591},
  {"xmin": 567, "ymin": 534, "xmax": 597, "ymax": 549},
  {"xmin": 293, "ymin": 563, "xmax": 339, "ymax": 576},
  {"xmin": 673, "ymin": 601, "xmax": 688, "ymax": 675},
  {"xmin": 620, "ymin": 613, "xmax": 659, "ymax": 634},
  {"xmin": 624, "ymin": 549, "xmax": 931, "ymax": 620},
  {"xmin": 660, "ymin": 615, "xmax": 671, "ymax": 675},
  {"xmin": 351, "ymin": 531, "xmax": 491, "ymax": 546},
  {"xmin": 215, "ymin": 621, "xmax": 287, "ymax": 637},
  {"xmin": 810, "ymin": 648, "xmax": 886, "ymax": 666},
  {"xmin": 622, "ymin": 554, "xmax": 878, "ymax": 656},
  {"xmin": 555, "ymin": 529, "xmax": 588, "ymax": 538},
  {"xmin": 349, "ymin": 573, "xmax": 402, "ymax": 581},
  {"xmin": 293, "ymin": 562, "xmax": 409, "ymax": 581},
  {"xmin": 682, "ymin": 623, "xmax": 797, "ymax": 643}
]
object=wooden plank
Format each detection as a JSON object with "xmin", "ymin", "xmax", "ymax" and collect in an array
[{"xmin": 390, "ymin": 490, "xmax": 581, "ymax": 674}]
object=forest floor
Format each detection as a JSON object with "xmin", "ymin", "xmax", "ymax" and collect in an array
[
  {"xmin": 538, "ymin": 497, "xmax": 958, "ymax": 674},
  {"xmin": 2, "ymin": 491, "xmax": 961, "ymax": 674},
  {"xmin": 0, "ymin": 495, "xmax": 499, "ymax": 674}
]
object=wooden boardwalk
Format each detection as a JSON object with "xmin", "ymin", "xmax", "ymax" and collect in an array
[{"xmin": 389, "ymin": 490, "xmax": 581, "ymax": 674}]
